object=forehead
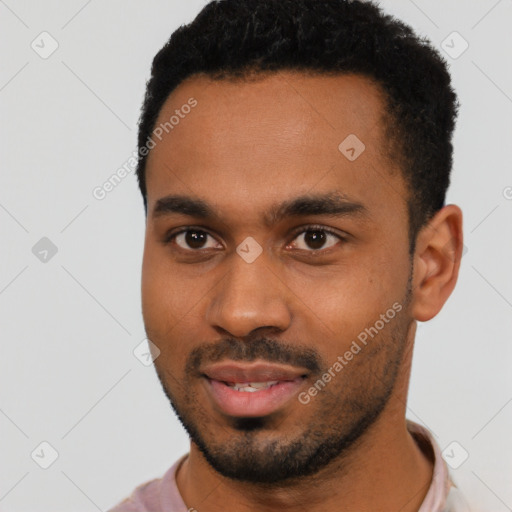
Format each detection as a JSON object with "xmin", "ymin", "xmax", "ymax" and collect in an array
[
  {"xmin": 144, "ymin": 71, "xmax": 405, "ymax": 221},
  {"xmin": 147, "ymin": 71, "xmax": 387, "ymax": 164}
]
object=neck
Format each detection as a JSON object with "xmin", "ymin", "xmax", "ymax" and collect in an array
[{"xmin": 176, "ymin": 323, "xmax": 434, "ymax": 512}]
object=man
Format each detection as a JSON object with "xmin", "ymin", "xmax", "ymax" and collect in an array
[{"xmin": 110, "ymin": 0, "xmax": 471, "ymax": 510}]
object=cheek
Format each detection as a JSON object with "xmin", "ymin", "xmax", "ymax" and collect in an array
[
  {"xmin": 292, "ymin": 256, "xmax": 405, "ymax": 329},
  {"xmin": 141, "ymin": 245, "xmax": 210, "ymax": 368},
  {"xmin": 141, "ymin": 273, "xmax": 188, "ymax": 372},
  {"xmin": 288, "ymin": 263, "xmax": 409, "ymax": 369},
  {"xmin": 141, "ymin": 235, "xmax": 191, "ymax": 308},
  {"xmin": 141, "ymin": 246, "xmax": 185, "ymax": 341}
]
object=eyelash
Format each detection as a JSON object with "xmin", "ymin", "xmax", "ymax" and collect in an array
[{"xmin": 163, "ymin": 224, "xmax": 346, "ymax": 253}]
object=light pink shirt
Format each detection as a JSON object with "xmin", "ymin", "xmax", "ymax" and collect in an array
[{"xmin": 108, "ymin": 420, "xmax": 470, "ymax": 512}]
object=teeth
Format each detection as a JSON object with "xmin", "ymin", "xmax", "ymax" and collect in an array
[
  {"xmin": 249, "ymin": 381, "xmax": 279, "ymax": 389},
  {"xmin": 235, "ymin": 386, "xmax": 259, "ymax": 392},
  {"xmin": 227, "ymin": 381, "xmax": 279, "ymax": 391}
]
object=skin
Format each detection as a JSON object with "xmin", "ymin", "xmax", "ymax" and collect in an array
[{"xmin": 141, "ymin": 71, "xmax": 463, "ymax": 512}]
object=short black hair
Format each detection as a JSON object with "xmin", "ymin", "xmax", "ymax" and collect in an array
[{"xmin": 136, "ymin": 0, "xmax": 459, "ymax": 247}]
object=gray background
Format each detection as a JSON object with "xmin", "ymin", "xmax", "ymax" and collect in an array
[{"xmin": 1, "ymin": 0, "xmax": 511, "ymax": 510}]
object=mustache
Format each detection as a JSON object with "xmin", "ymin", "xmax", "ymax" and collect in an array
[{"xmin": 186, "ymin": 337, "xmax": 323, "ymax": 376}]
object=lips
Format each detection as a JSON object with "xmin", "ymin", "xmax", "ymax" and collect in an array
[
  {"xmin": 201, "ymin": 361, "xmax": 308, "ymax": 417},
  {"xmin": 202, "ymin": 361, "xmax": 308, "ymax": 383}
]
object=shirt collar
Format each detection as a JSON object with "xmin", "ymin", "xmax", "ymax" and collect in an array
[{"xmin": 407, "ymin": 419, "xmax": 455, "ymax": 511}]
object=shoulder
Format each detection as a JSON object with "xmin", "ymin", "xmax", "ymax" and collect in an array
[
  {"xmin": 108, "ymin": 476, "xmax": 163, "ymax": 512},
  {"xmin": 444, "ymin": 485, "xmax": 472, "ymax": 512},
  {"xmin": 107, "ymin": 455, "xmax": 189, "ymax": 512}
]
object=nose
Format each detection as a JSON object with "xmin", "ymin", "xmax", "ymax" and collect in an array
[{"xmin": 206, "ymin": 251, "xmax": 292, "ymax": 339}]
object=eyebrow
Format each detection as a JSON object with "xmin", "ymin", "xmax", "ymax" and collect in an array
[{"xmin": 152, "ymin": 192, "xmax": 368, "ymax": 226}]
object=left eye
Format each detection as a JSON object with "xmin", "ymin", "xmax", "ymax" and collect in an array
[{"xmin": 288, "ymin": 228, "xmax": 342, "ymax": 251}]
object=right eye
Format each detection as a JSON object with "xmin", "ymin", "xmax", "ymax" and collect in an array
[{"xmin": 164, "ymin": 228, "xmax": 223, "ymax": 251}]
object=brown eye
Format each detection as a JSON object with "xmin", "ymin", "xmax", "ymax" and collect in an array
[
  {"xmin": 170, "ymin": 229, "xmax": 222, "ymax": 251},
  {"xmin": 184, "ymin": 230, "xmax": 208, "ymax": 249},
  {"xmin": 303, "ymin": 230, "xmax": 328, "ymax": 250},
  {"xmin": 289, "ymin": 227, "xmax": 342, "ymax": 251}
]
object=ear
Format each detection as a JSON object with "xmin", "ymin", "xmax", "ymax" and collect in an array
[{"xmin": 410, "ymin": 204, "xmax": 463, "ymax": 322}]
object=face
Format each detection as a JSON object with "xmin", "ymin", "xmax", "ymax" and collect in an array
[{"xmin": 141, "ymin": 71, "xmax": 414, "ymax": 483}]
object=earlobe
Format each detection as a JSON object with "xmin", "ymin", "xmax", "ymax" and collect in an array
[{"xmin": 410, "ymin": 205, "xmax": 463, "ymax": 322}]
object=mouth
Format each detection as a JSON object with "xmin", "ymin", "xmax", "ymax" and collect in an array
[{"xmin": 201, "ymin": 361, "xmax": 308, "ymax": 417}]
